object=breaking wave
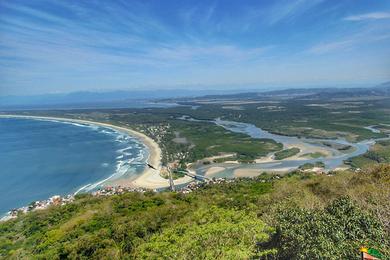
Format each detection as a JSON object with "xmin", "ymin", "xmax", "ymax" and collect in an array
[{"xmin": 75, "ymin": 124, "xmax": 148, "ymax": 193}]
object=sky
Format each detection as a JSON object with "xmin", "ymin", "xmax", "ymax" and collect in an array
[{"xmin": 0, "ymin": 0, "xmax": 389, "ymax": 96}]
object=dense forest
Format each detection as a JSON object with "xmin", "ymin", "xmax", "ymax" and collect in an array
[{"xmin": 1, "ymin": 164, "xmax": 389, "ymax": 259}]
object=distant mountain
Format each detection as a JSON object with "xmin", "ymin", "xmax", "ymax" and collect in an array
[
  {"xmin": 0, "ymin": 89, "xmax": 247, "ymax": 110},
  {"xmin": 175, "ymin": 81, "xmax": 390, "ymax": 102},
  {"xmin": 293, "ymin": 82, "xmax": 390, "ymax": 100},
  {"xmin": 375, "ymin": 81, "xmax": 390, "ymax": 90},
  {"xmin": 1, "ymin": 82, "xmax": 389, "ymax": 110}
]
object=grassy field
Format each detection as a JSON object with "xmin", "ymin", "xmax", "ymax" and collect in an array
[
  {"xmin": 298, "ymin": 161, "xmax": 325, "ymax": 170},
  {"xmin": 300, "ymin": 152, "xmax": 327, "ymax": 158},
  {"xmin": 347, "ymin": 139, "xmax": 390, "ymax": 168},
  {"xmin": 174, "ymin": 121, "xmax": 282, "ymax": 163},
  {"xmin": 175, "ymin": 94, "xmax": 390, "ymax": 142},
  {"xmin": 1, "ymin": 165, "xmax": 389, "ymax": 259},
  {"xmin": 274, "ymin": 147, "xmax": 300, "ymax": 160}
]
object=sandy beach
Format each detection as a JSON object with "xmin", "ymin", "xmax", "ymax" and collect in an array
[
  {"xmin": 234, "ymin": 167, "xmax": 295, "ymax": 177},
  {"xmin": 205, "ymin": 166, "xmax": 226, "ymax": 177},
  {"xmin": 0, "ymin": 115, "xmax": 190, "ymax": 189},
  {"xmin": 254, "ymin": 142, "xmax": 331, "ymax": 163}
]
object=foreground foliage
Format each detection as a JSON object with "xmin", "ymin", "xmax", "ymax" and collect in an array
[
  {"xmin": 1, "ymin": 165, "xmax": 389, "ymax": 259},
  {"xmin": 275, "ymin": 197, "xmax": 387, "ymax": 259},
  {"xmin": 135, "ymin": 207, "xmax": 275, "ymax": 258}
]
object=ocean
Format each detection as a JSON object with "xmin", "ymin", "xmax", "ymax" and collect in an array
[{"xmin": 0, "ymin": 117, "xmax": 147, "ymax": 215}]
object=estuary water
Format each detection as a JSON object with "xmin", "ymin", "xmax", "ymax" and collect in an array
[
  {"xmin": 202, "ymin": 119, "xmax": 376, "ymax": 176},
  {"xmin": 214, "ymin": 118, "xmax": 375, "ymax": 169},
  {"xmin": 177, "ymin": 116, "xmax": 385, "ymax": 177},
  {"xmin": 0, "ymin": 118, "xmax": 147, "ymax": 215}
]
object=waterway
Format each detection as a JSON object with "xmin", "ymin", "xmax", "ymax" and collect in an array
[{"xmin": 178, "ymin": 116, "xmax": 387, "ymax": 178}]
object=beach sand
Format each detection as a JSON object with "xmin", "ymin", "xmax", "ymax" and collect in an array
[
  {"xmin": 205, "ymin": 166, "xmax": 226, "ymax": 177},
  {"xmin": 234, "ymin": 169, "xmax": 261, "ymax": 178},
  {"xmin": 234, "ymin": 167, "xmax": 294, "ymax": 178},
  {"xmin": 254, "ymin": 154, "xmax": 275, "ymax": 163},
  {"xmin": 285, "ymin": 143, "xmax": 332, "ymax": 158},
  {"xmin": 0, "ymin": 115, "xmax": 191, "ymax": 189},
  {"xmin": 254, "ymin": 142, "xmax": 332, "ymax": 163}
]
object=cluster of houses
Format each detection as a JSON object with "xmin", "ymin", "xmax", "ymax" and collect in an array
[
  {"xmin": 1, "ymin": 194, "xmax": 75, "ymax": 221},
  {"xmin": 179, "ymin": 178, "xmax": 234, "ymax": 193},
  {"xmin": 91, "ymin": 186, "xmax": 148, "ymax": 196},
  {"xmin": 137, "ymin": 123, "xmax": 170, "ymax": 144},
  {"xmin": 138, "ymin": 123, "xmax": 191, "ymax": 163},
  {"xmin": 0, "ymin": 186, "xmax": 152, "ymax": 221},
  {"xmin": 1, "ymin": 186, "xmax": 150, "ymax": 222},
  {"xmin": 1, "ymin": 177, "xmax": 253, "ymax": 222}
]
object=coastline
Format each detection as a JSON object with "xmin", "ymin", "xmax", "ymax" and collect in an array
[{"xmin": 0, "ymin": 114, "xmax": 186, "ymax": 189}]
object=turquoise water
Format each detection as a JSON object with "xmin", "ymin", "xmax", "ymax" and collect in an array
[{"xmin": 0, "ymin": 118, "xmax": 147, "ymax": 215}]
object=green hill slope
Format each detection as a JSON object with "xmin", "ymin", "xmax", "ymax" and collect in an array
[{"xmin": 1, "ymin": 165, "xmax": 390, "ymax": 259}]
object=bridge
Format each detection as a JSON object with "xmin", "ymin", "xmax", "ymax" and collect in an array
[
  {"xmin": 146, "ymin": 163, "xmax": 210, "ymax": 191},
  {"xmin": 168, "ymin": 169, "xmax": 210, "ymax": 191},
  {"xmin": 175, "ymin": 170, "xmax": 211, "ymax": 181}
]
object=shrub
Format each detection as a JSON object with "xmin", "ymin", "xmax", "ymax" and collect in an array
[
  {"xmin": 274, "ymin": 197, "xmax": 389, "ymax": 259},
  {"xmin": 134, "ymin": 206, "xmax": 276, "ymax": 259}
]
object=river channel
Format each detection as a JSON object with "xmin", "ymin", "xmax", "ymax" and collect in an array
[{"xmin": 178, "ymin": 116, "xmax": 387, "ymax": 178}]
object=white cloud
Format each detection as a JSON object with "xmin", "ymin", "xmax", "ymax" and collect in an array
[
  {"xmin": 344, "ymin": 12, "xmax": 390, "ymax": 21},
  {"xmin": 266, "ymin": 0, "xmax": 324, "ymax": 25},
  {"xmin": 307, "ymin": 30, "xmax": 390, "ymax": 55},
  {"xmin": 307, "ymin": 40, "xmax": 352, "ymax": 54}
]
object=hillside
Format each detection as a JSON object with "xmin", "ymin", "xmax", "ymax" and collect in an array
[{"xmin": 1, "ymin": 165, "xmax": 389, "ymax": 259}]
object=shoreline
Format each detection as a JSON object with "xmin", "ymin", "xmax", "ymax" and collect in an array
[{"xmin": 0, "ymin": 114, "xmax": 182, "ymax": 189}]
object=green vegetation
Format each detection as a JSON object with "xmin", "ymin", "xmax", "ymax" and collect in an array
[
  {"xmin": 347, "ymin": 140, "xmax": 390, "ymax": 168},
  {"xmin": 274, "ymin": 147, "xmax": 300, "ymax": 160},
  {"xmin": 275, "ymin": 197, "xmax": 387, "ymax": 259},
  {"xmin": 176, "ymin": 121, "xmax": 281, "ymax": 163},
  {"xmin": 298, "ymin": 161, "xmax": 325, "ymax": 170},
  {"xmin": 12, "ymin": 89, "xmax": 390, "ymax": 166},
  {"xmin": 1, "ymin": 165, "xmax": 390, "ymax": 259},
  {"xmin": 173, "ymin": 93, "xmax": 390, "ymax": 142},
  {"xmin": 300, "ymin": 152, "xmax": 327, "ymax": 158},
  {"xmin": 3, "ymin": 88, "xmax": 390, "ymax": 258},
  {"xmin": 136, "ymin": 207, "xmax": 275, "ymax": 258},
  {"xmin": 220, "ymin": 98, "xmax": 390, "ymax": 142},
  {"xmin": 322, "ymin": 141, "xmax": 353, "ymax": 152},
  {"xmin": 212, "ymin": 156, "xmax": 236, "ymax": 163},
  {"xmin": 171, "ymin": 168, "xmax": 186, "ymax": 179},
  {"xmin": 19, "ymin": 109, "xmax": 282, "ymax": 164}
]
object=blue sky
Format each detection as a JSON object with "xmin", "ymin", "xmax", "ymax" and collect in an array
[{"xmin": 0, "ymin": 0, "xmax": 389, "ymax": 95}]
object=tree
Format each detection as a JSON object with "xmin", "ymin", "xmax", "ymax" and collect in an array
[
  {"xmin": 274, "ymin": 197, "xmax": 389, "ymax": 259},
  {"xmin": 134, "ymin": 206, "xmax": 276, "ymax": 259}
]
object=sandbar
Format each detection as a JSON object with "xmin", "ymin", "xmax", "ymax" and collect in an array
[{"xmin": 205, "ymin": 166, "xmax": 226, "ymax": 177}]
